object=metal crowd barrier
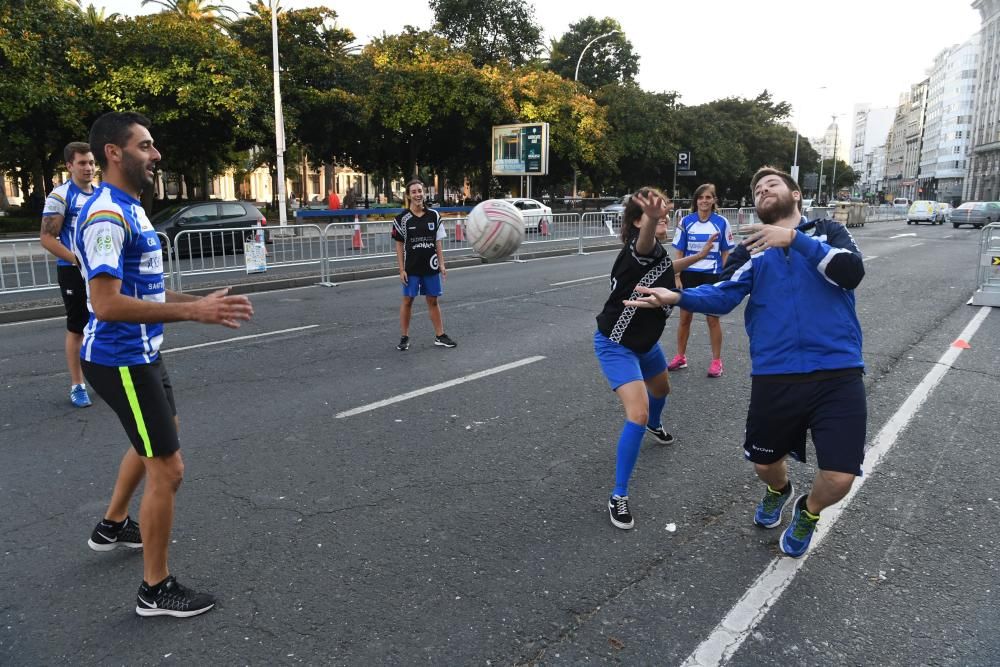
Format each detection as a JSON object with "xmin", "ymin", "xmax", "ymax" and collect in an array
[
  {"xmin": 971, "ymin": 222, "xmax": 1000, "ymax": 307},
  {"xmin": 171, "ymin": 224, "xmax": 323, "ymax": 291},
  {"xmin": 1, "ymin": 204, "xmax": 919, "ymax": 296},
  {"xmin": 0, "ymin": 237, "xmax": 57, "ymax": 293}
]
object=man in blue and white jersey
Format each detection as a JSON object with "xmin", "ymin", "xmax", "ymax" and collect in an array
[
  {"xmin": 75, "ymin": 111, "xmax": 254, "ymax": 618},
  {"xmin": 39, "ymin": 142, "xmax": 96, "ymax": 407},
  {"xmin": 625, "ymin": 166, "xmax": 867, "ymax": 560}
]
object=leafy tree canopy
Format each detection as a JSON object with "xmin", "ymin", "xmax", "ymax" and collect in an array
[
  {"xmin": 548, "ymin": 17, "xmax": 637, "ymax": 90},
  {"xmin": 429, "ymin": 0, "xmax": 542, "ymax": 68}
]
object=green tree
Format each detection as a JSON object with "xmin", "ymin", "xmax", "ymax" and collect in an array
[
  {"xmin": 548, "ymin": 17, "xmax": 637, "ymax": 90},
  {"xmin": 0, "ymin": 0, "xmax": 97, "ymax": 210},
  {"xmin": 593, "ymin": 84, "xmax": 678, "ymax": 193},
  {"xmin": 75, "ymin": 12, "xmax": 262, "ymax": 199},
  {"xmin": 509, "ymin": 69, "xmax": 612, "ymax": 195},
  {"xmin": 429, "ymin": 0, "xmax": 542, "ymax": 67},
  {"xmin": 355, "ymin": 28, "xmax": 512, "ymax": 196},
  {"xmin": 140, "ymin": 0, "xmax": 236, "ymax": 29}
]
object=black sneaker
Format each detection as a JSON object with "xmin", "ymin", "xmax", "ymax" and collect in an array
[
  {"xmin": 397, "ymin": 335, "xmax": 410, "ymax": 351},
  {"xmin": 88, "ymin": 516, "xmax": 142, "ymax": 552},
  {"xmin": 646, "ymin": 425, "xmax": 675, "ymax": 445},
  {"xmin": 136, "ymin": 575, "xmax": 216, "ymax": 618},
  {"xmin": 434, "ymin": 333, "xmax": 457, "ymax": 348},
  {"xmin": 608, "ymin": 495, "xmax": 634, "ymax": 530}
]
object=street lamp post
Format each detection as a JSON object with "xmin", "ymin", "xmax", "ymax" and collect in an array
[
  {"xmin": 271, "ymin": 1, "xmax": 288, "ymax": 226},
  {"xmin": 830, "ymin": 114, "xmax": 840, "ymax": 200},
  {"xmin": 573, "ymin": 30, "xmax": 620, "ymax": 198}
]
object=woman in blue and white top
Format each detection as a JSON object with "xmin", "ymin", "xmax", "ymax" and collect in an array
[{"xmin": 668, "ymin": 183, "xmax": 735, "ymax": 378}]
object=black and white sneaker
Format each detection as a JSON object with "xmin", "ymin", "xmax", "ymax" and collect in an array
[
  {"xmin": 608, "ymin": 495, "xmax": 634, "ymax": 530},
  {"xmin": 136, "ymin": 575, "xmax": 216, "ymax": 618},
  {"xmin": 397, "ymin": 335, "xmax": 410, "ymax": 351},
  {"xmin": 88, "ymin": 516, "xmax": 142, "ymax": 552},
  {"xmin": 646, "ymin": 426, "xmax": 675, "ymax": 445},
  {"xmin": 434, "ymin": 333, "xmax": 457, "ymax": 348}
]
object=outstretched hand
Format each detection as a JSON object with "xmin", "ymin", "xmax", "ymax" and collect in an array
[
  {"xmin": 623, "ymin": 285, "xmax": 681, "ymax": 309},
  {"xmin": 633, "ymin": 191, "xmax": 669, "ymax": 222},
  {"xmin": 739, "ymin": 224, "xmax": 796, "ymax": 255},
  {"xmin": 191, "ymin": 287, "xmax": 254, "ymax": 329}
]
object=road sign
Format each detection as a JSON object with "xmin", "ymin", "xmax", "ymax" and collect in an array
[
  {"xmin": 677, "ymin": 170, "xmax": 697, "ymax": 177},
  {"xmin": 992, "ymin": 256, "xmax": 1000, "ymax": 266},
  {"xmin": 677, "ymin": 151, "xmax": 692, "ymax": 171}
]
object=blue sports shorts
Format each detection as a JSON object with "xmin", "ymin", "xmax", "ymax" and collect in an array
[
  {"xmin": 402, "ymin": 273, "xmax": 443, "ymax": 297},
  {"xmin": 593, "ymin": 330, "xmax": 668, "ymax": 391},
  {"xmin": 743, "ymin": 372, "xmax": 867, "ymax": 475}
]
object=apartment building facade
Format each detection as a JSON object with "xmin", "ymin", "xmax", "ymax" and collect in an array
[{"xmin": 966, "ymin": 0, "xmax": 1000, "ymax": 201}]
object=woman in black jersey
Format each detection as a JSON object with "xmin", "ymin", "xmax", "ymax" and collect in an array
[{"xmin": 594, "ymin": 188, "xmax": 716, "ymax": 529}]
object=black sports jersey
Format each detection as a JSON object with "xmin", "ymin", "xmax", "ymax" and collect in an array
[
  {"xmin": 392, "ymin": 208, "xmax": 446, "ymax": 276},
  {"xmin": 595, "ymin": 229, "xmax": 676, "ymax": 353}
]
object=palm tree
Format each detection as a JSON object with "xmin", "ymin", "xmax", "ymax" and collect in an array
[
  {"xmin": 140, "ymin": 0, "xmax": 237, "ymax": 28},
  {"xmin": 82, "ymin": 3, "xmax": 120, "ymax": 27}
]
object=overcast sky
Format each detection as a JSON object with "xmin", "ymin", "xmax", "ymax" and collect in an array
[{"xmin": 97, "ymin": 0, "xmax": 983, "ymax": 141}]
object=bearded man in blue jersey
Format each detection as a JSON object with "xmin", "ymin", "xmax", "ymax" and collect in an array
[
  {"xmin": 625, "ymin": 166, "xmax": 867, "ymax": 559},
  {"xmin": 76, "ymin": 111, "xmax": 254, "ymax": 617}
]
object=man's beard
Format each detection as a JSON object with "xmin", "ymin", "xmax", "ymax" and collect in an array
[
  {"xmin": 756, "ymin": 192, "xmax": 798, "ymax": 224},
  {"xmin": 122, "ymin": 151, "xmax": 154, "ymax": 193}
]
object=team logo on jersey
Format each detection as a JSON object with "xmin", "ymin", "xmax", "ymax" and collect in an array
[
  {"xmin": 428, "ymin": 222, "xmax": 435, "ymax": 231},
  {"xmin": 430, "ymin": 255, "xmax": 440, "ymax": 271},
  {"xmin": 95, "ymin": 231, "xmax": 114, "ymax": 255}
]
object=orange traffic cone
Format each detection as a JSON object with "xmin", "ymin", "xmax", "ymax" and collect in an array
[
  {"xmin": 539, "ymin": 216, "xmax": 550, "ymax": 236},
  {"xmin": 352, "ymin": 215, "xmax": 364, "ymax": 250},
  {"xmin": 454, "ymin": 218, "xmax": 465, "ymax": 242}
]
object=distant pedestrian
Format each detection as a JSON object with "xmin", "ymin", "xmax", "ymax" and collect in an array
[
  {"xmin": 392, "ymin": 178, "xmax": 456, "ymax": 351},
  {"xmin": 76, "ymin": 111, "xmax": 253, "ymax": 616},
  {"xmin": 594, "ymin": 188, "xmax": 716, "ymax": 530},
  {"xmin": 624, "ymin": 166, "xmax": 867, "ymax": 557},
  {"xmin": 667, "ymin": 183, "xmax": 736, "ymax": 377},
  {"xmin": 39, "ymin": 142, "xmax": 96, "ymax": 407}
]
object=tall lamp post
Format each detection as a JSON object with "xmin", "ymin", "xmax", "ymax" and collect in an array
[
  {"xmin": 271, "ymin": 1, "xmax": 288, "ymax": 226},
  {"xmin": 572, "ymin": 30, "xmax": 620, "ymax": 198},
  {"xmin": 830, "ymin": 114, "xmax": 841, "ymax": 200}
]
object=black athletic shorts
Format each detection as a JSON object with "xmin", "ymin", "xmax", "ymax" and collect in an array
[
  {"xmin": 57, "ymin": 265, "xmax": 88, "ymax": 333},
  {"xmin": 82, "ymin": 358, "xmax": 179, "ymax": 458},
  {"xmin": 742, "ymin": 370, "xmax": 867, "ymax": 475},
  {"xmin": 680, "ymin": 271, "xmax": 721, "ymax": 290}
]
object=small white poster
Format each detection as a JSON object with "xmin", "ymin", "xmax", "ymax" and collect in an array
[{"xmin": 244, "ymin": 231, "xmax": 267, "ymax": 274}]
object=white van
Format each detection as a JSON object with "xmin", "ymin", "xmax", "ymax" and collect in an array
[{"xmin": 893, "ymin": 197, "xmax": 911, "ymax": 208}]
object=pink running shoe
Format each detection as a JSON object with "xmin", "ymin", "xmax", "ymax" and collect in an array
[
  {"xmin": 667, "ymin": 354, "xmax": 688, "ymax": 371},
  {"xmin": 707, "ymin": 359, "xmax": 724, "ymax": 378}
]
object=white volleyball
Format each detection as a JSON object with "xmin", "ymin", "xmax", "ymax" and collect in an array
[{"xmin": 465, "ymin": 199, "xmax": 526, "ymax": 260}]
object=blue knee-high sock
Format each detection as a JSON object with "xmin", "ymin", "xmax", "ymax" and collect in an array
[
  {"xmin": 647, "ymin": 392, "xmax": 667, "ymax": 429},
  {"xmin": 613, "ymin": 421, "xmax": 647, "ymax": 497}
]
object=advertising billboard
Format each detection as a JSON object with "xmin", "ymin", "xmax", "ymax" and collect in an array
[{"xmin": 491, "ymin": 123, "xmax": 549, "ymax": 176}]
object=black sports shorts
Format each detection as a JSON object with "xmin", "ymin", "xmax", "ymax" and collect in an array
[
  {"xmin": 57, "ymin": 265, "xmax": 88, "ymax": 334},
  {"xmin": 679, "ymin": 271, "xmax": 721, "ymax": 290},
  {"xmin": 743, "ymin": 370, "xmax": 867, "ymax": 475},
  {"xmin": 82, "ymin": 358, "xmax": 179, "ymax": 458}
]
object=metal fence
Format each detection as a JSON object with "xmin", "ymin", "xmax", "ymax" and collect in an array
[{"xmin": 0, "ymin": 205, "xmax": 910, "ymax": 295}]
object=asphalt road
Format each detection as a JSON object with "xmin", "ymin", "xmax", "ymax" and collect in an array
[{"xmin": 1, "ymin": 220, "xmax": 997, "ymax": 665}]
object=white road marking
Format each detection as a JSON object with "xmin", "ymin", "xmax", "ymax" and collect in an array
[
  {"xmin": 162, "ymin": 325, "xmax": 318, "ymax": 354},
  {"xmin": 336, "ymin": 355, "xmax": 546, "ymax": 418},
  {"xmin": 0, "ymin": 315, "xmax": 63, "ymax": 327},
  {"xmin": 889, "ymin": 233, "xmax": 917, "ymax": 239},
  {"xmin": 550, "ymin": 275, "xmax": 606, "ymax": 286},
  {"xmin": 681, "ymin": 306, "xmax": 992, "ymax": 667},
  {"xmin": 910, "ymin": 242, "xmax": 924, "ymax": 247},
  {"xmin": 862, "ymin": 255, "xmax": 879, "ymax": 262}
]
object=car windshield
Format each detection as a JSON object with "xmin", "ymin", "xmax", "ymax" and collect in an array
[
  {"xmin": 958, "ymin": 202, "xmax": 983, "ymax": 210},
  {"xmin": 150, "ymin": 204, "xmax": 187, "ymax": 223}
]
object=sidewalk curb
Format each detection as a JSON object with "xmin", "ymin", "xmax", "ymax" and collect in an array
[{"xmin": 0, "ymin": 243, "xmax": 619, "ymax": 325}]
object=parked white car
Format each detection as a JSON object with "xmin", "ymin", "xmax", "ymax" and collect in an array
[
  {"xmin": 506, "ymin": 198, "xmax": 552, "ymax": 233},
  {"xmin": 906, "ymin": 200, "xmax": 943, "ymax": 225}
]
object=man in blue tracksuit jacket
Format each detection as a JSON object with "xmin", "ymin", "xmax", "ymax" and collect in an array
[{"xmin": 625, "ymin": 166, "xmax": 866, "ymax": 558}]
